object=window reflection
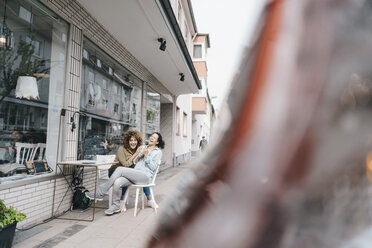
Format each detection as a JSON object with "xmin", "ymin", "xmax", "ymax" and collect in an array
[
  {"xmin": 78, "ymin": 39, "xmax": 143, "ymax": 159},
  {"xmin": 145, "ymin": 89, "xmax": 160, "ymax": 140},
  {"xmin": 0, "ymin": 0, "xmax": 68, "ymax": 177}
]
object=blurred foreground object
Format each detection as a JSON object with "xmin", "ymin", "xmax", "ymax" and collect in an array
[{"xmin": 149, "ymin": 0, "xmax": 372, "ymax": 247}]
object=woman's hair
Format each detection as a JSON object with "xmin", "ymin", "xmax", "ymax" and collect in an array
[
  {"xmin": 153, "ymin": 132, "xmax": 165, "ymax": 149},
  {"xmin": 122, "ymin": 130, "xmax": 143, "ymax": 151}
]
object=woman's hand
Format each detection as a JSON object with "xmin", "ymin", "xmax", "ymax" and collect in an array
[
  {"xmin": 133, "ymin": 147, "xmax": 141, "ymax": 156},
  {"xmin": 134, "ymin": 146, "xmax": 145, "ymax": 163},
  {"xmin": 143, "ymin": 148, "xmax": 149, "ymax": 158}
]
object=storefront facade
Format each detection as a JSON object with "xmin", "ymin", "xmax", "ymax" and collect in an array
[{"xmin": 0, "ymin": 0, "xmax": 200, "ymax": 228}]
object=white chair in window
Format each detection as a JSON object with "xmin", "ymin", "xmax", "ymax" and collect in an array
[
  {"xmin": 15, "ymin": 142, "xmax": 38, "ymax": 165},
  {"xmin": 34, "ymin": 143, "xmax": 46, "ymax": 160},
  {"xmin": 96, "ymin": 155, "xmax": 116, "ymax": 207},
  {"xmin": 121, "ymin": 161, "xmax": 161, "ymax": 217}
]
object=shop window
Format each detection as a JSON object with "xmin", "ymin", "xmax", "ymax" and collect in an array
[
  {"xmin": 145, "ymin": 88, "xmax": 160, "ymax": 140},
  {"xmin": 79, "ymin": 38, "xmax": 143, "ymax": 159},
  {"xmin": 0, "ymin": 0, "xmax": 69, "ymax": 180}
]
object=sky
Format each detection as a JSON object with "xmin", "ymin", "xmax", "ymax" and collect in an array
[{"xmin": 190, "ymin": 0, "xmax": 266, "ymax": 111}]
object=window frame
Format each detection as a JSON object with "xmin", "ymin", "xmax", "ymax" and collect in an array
[{"xmin": 193, "ymin": 43, "xmax": 205, "ymax": 60}]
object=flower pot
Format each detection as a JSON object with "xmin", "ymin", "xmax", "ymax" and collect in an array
[{"xmin": 0, "ymin": 222, "xmax": 17, "ymax": 248}]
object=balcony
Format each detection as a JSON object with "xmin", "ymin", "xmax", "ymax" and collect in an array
[{"xmin": 192, "ymin": 97, "xmax": 207, "ymax": 115}]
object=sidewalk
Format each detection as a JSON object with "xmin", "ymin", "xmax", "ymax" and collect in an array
[{"xmin": 13, "ymin": 164, "xmax": 188, "ymax": 248}]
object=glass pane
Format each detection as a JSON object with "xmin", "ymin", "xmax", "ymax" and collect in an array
[
  {"xmin": 193, "ymin": 44, "xmax": 202, "ymax": 58},
  {"xmin": 0, "ymin": 0, "xmax": 69, "ymax": 177},
  {"xmin": 79, "ymin": 39, "xmax": 143, "ymax": 159},
  {"xmin": 145, "ymin": 88, "xmax": 160, "ymax": 140}
]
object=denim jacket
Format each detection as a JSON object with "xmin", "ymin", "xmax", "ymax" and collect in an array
[{"xmin": 133, "ymin": 146, "xmax": 162, "ymax": 181}]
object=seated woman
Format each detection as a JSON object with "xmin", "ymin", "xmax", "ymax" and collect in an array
[
  {"xmin": 109, "ymin": 130, "xmax": 153, "ymax": 204},
  {"xmin": 86, "ymin": 132, "xmax": 165, "ymax": 215}
]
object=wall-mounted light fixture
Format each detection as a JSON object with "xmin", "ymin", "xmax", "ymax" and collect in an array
[
  {"xmin": 124, "ymin": 74, "xmax": 131, "ymax": 82},
  {"xmin": 179, "ymin": 73, "xmax": 185, "ymax": 82},
  {"xmin": 0, "ymin": 0, "xmax": 13, "ymax": 50},
  {"xmin": 69, "ymin": 111, "xmax": 87, "ymax": 132},
  {"xmin": 157, "ymin": 38, "xmax": 166, "ymax": 51}
]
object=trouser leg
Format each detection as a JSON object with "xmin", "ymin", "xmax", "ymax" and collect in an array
[
  {"xmin": 98, "ymin": 167, "xmax": 148, "ymax": 196},
  {"xmin": 109, "ymin": 168, "xmax": 127, "ymax": 197},
  {"xmin": 112, "ymin": 177, "xmax": 130, "ymax": 208},
  {"xmin": 143, "ymin": 187, "xmax": 151, "ymax": 197}
]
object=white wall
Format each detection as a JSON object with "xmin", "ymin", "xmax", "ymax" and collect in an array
[
  {"xmin": 191, "ymin": 112, "xmax": 210, "ymax": 152},
  {"xmin": 174, "ymin": 94, "xmax": 192, "ymax": 157}
]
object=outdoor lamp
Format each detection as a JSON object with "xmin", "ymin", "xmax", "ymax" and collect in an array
[
  {"xmin": 0, "ymin": 31, "xmax": 6, "ymax": 48},
  {"xmin": 124, "ymin": 74, "xmax": 131, "ymax": 82},
  {"xmin": 0, "ymin": 0, "xmax": 14, "ymax": 50},
  {"xmin": 179, "ymin": 73, "xmax": 185, "ymax": 82},
  {"xmin": 15, "ymin": 76, "xmax": 39, "ymax": 100},
  {"xmin": 158, "ymin": 38, "xmax": 167, "ymax": 51}
]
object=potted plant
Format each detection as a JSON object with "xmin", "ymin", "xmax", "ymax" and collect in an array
[{"xmin": 0, "ymin": 199, "xmax": 26, "ymax": 248}]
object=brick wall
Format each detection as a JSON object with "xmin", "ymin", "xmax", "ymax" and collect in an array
[{"xmin": 0, "ymin": 170, "xmax": 97, "ymax": 228}]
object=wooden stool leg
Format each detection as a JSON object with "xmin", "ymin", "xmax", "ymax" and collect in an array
[{"xmin": 134, "ymin": 188, "xmax": 139, "ymax": 217}]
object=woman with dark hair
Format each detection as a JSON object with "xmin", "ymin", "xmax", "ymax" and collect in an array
[{"xmin": 86, "ymin": 132, "xmax": 164, "ymax": 215}]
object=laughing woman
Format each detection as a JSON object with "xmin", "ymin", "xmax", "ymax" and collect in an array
[
  {"xmin": 86, "ymin": 132, "xmax": 165, "ymax": 215},
  {"xmin": 108, "ymin": 130, "xmax": 144, "ymax": 198},
  {"xmin": 109, "ymin": 130, "xmax": 143, "ymax": 174}
]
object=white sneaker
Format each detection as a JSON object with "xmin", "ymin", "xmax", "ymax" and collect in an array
[{"xmin": 148, "ymin": 200, "xmax": 159, "ymax": 209}]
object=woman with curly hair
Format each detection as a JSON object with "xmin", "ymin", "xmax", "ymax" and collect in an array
[
  {"xmin": 108, "ymin": 130, "xmax": 143, "ymax": 175},
  {"xmin": 108, "ymin": 130, "xmax": 148, "ymax": 200}
]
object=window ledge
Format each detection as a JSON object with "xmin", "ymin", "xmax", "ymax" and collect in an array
[{"xmin": 0, "ymin": 167, "xmax": 95, "ymax": 191}]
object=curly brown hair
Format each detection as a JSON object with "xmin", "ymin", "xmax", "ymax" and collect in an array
[{"xmin": 122, "ymin": 130, "xmax": 143, "ymax": 152}]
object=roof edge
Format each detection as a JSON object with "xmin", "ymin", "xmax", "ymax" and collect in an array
[{"xmin": 157, "ymin": 0, "xmax": 202, "ymax": 91}]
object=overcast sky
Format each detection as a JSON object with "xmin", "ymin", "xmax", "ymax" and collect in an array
[{"xmin": 190, "ymin": 0, "xmax": 266, "ymax": 110}]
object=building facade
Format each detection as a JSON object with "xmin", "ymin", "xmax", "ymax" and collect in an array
[
  {"xmin": 0, "ymin": 0, "xmax": 200, "ymax": 228},
  {"xmin": 191, "ymin": 34, "xmax": 213, "ymax": 156}
]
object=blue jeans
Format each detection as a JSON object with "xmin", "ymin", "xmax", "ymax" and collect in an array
[{"xmin": 109, "ymin": 169, "xmax": 151, "ymax": 197}]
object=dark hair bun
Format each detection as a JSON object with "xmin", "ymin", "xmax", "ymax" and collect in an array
[{"xmin": 154, "ymin": 132, "xmax": 165, "ymax": 149}]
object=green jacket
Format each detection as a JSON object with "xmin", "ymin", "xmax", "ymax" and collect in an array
[{"xmin": 108, "ymin": 146, "xmax": 134, "ymax": 175}]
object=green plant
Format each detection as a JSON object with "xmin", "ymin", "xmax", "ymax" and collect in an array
[
  {"xmin": 146, "ymin": 109, "xmax": 156, "ymax": 122},
  {"xmin": 0, "ymin": 200, "xmax": 26, "ymax": 228}
]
